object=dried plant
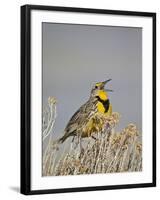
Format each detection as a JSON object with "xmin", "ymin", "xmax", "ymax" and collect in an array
[
  {"xmin": 42, "ymin": 97, "xmax": 57, "ymax": 141},
  {"xmin": 42, "ymin": 97, "xmax": 142, "ymax": 176}
]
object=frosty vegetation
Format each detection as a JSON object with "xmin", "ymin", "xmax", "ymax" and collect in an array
[{"xmin": 42, "ymin": 97, "xmax": 142, "ymax": 176}]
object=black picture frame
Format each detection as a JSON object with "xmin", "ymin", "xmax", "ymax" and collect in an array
[{"xmin": 21, "ymin": 4, "xmax": 156, "ymax": 195}]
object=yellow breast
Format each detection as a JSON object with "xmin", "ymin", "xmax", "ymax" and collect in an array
[
  {"xmin": 97, "ymin": 101, "xmax": 105, "ymax": 113},
  {"xmin": 97, "ymin": 101, "xmax": 112, "ymax": 116},
  {"xmin": 96, "ymin": 90, "xmax": 112, "ymax": 116}
]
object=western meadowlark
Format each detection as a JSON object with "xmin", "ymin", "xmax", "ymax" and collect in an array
[{"xmin": 56, "ymin": 79, "xmax": 112, "ymax": 144}]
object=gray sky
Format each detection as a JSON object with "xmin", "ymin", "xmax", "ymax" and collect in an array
[{"xmin": 42, "ymin": 23, "xmax": 142, "ymax": 140}]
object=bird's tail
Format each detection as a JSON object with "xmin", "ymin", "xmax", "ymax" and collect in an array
[{"xmin": 52, "ymin": 135, "xmax": 67, "ymax": 148}]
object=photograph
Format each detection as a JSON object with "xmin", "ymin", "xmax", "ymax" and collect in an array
[
  {"xmin": 42, "ymin": 23, "xmax": 142, "ymax": 176},
  {"xmin": 21, "ymin": 5, "xmax": 156, "ymax": 194}
]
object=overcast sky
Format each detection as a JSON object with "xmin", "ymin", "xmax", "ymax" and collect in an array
[{"xmin": 42, "ymin": 23, "xmax": 142, "ymax": 141}]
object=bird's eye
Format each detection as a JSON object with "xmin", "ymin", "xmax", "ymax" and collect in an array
[{"xmin": 95, "ymin": 86, "xmax": 98, "ymax": 89}]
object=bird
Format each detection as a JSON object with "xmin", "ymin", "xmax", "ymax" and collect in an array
[{"xmin": 54, "ymin": 79, "xmax": 113, "ymax": 145}]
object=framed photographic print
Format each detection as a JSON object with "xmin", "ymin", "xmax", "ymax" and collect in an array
[{"xmin": 21, "ymin": 4, "xmax": 156, "ymax": 195}]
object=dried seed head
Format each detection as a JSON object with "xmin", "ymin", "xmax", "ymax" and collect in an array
[{"xmin": 48, "ymin": 96, "xmax": 57, "ymax": 105}]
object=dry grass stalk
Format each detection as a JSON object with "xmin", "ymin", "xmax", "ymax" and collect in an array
[{"xmin": 42, "ymin": 97, "xmax": 142, "ymax": 176}]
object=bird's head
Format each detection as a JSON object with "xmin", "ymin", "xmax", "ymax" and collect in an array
[{"xmin": 90, "ymin": 79, "xmax": 112, "ymax": 100}]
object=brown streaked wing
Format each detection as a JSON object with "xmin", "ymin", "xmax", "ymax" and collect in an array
[{"xmin": 64, "ymin": 100, "xmax": 96, "ymax": 135}]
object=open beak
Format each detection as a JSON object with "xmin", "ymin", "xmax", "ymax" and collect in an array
[
  {"xmin": 102, "ymin": 79, "xmax": 112, "ymax": 85},
  {"xmin": 102, "ymin": 79, "xmax": 113, "ymax": 92}
]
